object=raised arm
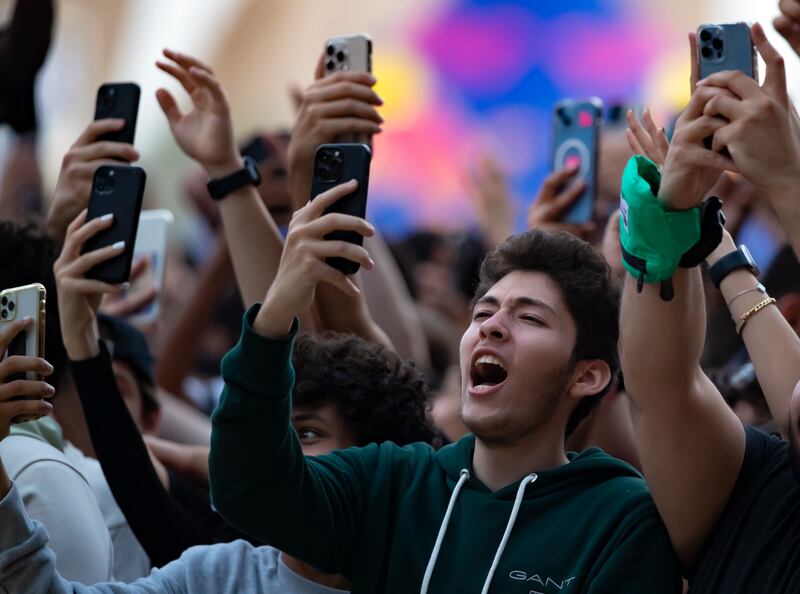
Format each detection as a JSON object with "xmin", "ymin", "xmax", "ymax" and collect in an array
[
  {"xmin": 209, "ymin": 181, "xmax": 380, "ymax": 573},
  {"xmin": 620, "ymin": 55, "xmax": 746, "ymax": 569},
  {"xmin": 155, "ymin": 49, "xmax": 282, "ymax": 308}
]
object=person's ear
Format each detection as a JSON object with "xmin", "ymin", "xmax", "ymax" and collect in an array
[
  {"xmin": 568, "ymin": 359, "xmax": 612, "ymax": 400},
  {"xmin": 776, "ymin": 293, "xmax": 800, "ymax": 334}
]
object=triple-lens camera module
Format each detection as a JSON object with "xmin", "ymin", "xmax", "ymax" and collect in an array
[
  {"xmin": 325, "ymin": 42, "xmax": 349, "ymax": 72},
  {"xmin": 1, "ymin": 293, "xmax": 15, "ymax": 321},
  {"xmin": 95, "ymin": 168, "xmax": 116, "ymax": 195},
  {"xmin": 315, "ymin": 148, "xmax": 344, "ymax": 183},
  {"xmin": 97, "ymin": 85, "xmax": 117, "ymax": 113},
  {"xmin": 699, "ymin": 26, "xmax": 725, "ymax": 61}
]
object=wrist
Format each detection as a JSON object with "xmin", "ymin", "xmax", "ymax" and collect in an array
[
  {"xmin": 63, "ymin": 319, "xmax": 101, "ymax": 361},
  {"xmin": 705, "ymin": 233, "xmax": 737, "ymax": 267},
  {"xmin": 204, "ymin": 155, "xmax": 244, "ymax": 180},
  {"xmin": 253, "ymin": 295, "xmax": 296, "ymax": 338}
]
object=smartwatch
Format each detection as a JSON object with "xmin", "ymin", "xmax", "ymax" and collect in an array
[
  {"xmin": 708, "ymin": 244, "xmax": 760, "ymax": 288},
  {"xmin": 207, "ymin": 156, "xmax": 261, "ymax": 201}
]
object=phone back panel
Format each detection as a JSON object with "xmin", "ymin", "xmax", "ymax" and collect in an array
[
  {"xmin": 324, "ymin": 34, "xmax": 372, "ymax": 75},
  {"xmin": 698, "ymin": 23, "xmax": 757, "ymax": 80},
  {"xmin": 551, "ymin": 98, "xmax": 603, "ymax": 224},
  {"xmin": 310, "ymin": 144, "xmax": 371, "ymax": 275},
  {"xmin": 94, "ymin": 83, "xmax": 141, "ymax": 145},
  {"xmin": 0, "ymin": 283, "xmax": 46, "ymax": 381},
  {"xmin": 131, "ymin": 210, "xmax": 173, "ymax": 324},
  {"xmin": 83, "ymin": 166, "xmax": 147, "ymax": 284}
]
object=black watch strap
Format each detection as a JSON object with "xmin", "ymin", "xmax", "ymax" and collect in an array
[
  {"xmin": 207, "ymin": 156, "xmax": 261, "ymax": 201},
  {"xmin": 708, "ymin": 246, "xmax": 759, "ymax": 288}
]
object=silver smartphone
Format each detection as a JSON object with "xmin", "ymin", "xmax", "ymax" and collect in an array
[{"xmin": 324, "ymin": 34, "xmax": 372, "ymax": 75}]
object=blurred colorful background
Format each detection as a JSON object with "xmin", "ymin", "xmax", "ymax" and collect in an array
[{"xmin": 0, "ymin": 0, "xmax": 796, "ymax": 239}]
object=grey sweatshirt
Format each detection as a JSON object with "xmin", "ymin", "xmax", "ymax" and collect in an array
[{"xmin": 0, "ymin": 483, "xmax": 348, "ymax": 594}]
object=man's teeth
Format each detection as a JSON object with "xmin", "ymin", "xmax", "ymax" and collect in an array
[{"xmin": 475, "ymin": 354, "xmax": 506, "ymax": 371}]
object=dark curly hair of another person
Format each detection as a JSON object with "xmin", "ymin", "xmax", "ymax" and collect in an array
[
  {"xmin": 292, "ymin": 333, "xmax": 438, "ymax": 447},
  {"xmin": 472, "ymin": 229, "xmax": 620, "ymax": 438}
]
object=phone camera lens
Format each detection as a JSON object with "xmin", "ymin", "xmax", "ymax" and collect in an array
[
  {"xmin": 336, "ymin": 51, "xmax": 346, "ymax": 62},
  {"xmin": 325, "ymin": 59, "xmax": 335, "ymax": 71},
  {"xmin": 701, "ymin": 46, "xmax": 713, "ymax": 59},
  {"xmin": 326, "ymin": 45, "xmax": 335, "ymax": 56},
  {"xmin": 1, "ymin": 296, "xmax": 6, "ymax": 306},
  {"xmin": 320, "ymin": 151, "xmax": 331, "ymax": 162},
  {"xmin": 8, "ymin": 302, "xmax": 14, "ymax": 312},
  {"xmin": 699, "ymin": 29, "xmax": 712, "ymax": 42},
  {"xmin": 1, "ymin": 310, "xmax": 7, "ymax": 320},
  {"xmin": 712, "ymin": 38, "xmax": 723, "ymax": 50}
]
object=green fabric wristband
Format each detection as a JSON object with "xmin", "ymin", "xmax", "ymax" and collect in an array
[{"xmin": 619, "ymin": 156, "xmax": 701, "ymax": 285}]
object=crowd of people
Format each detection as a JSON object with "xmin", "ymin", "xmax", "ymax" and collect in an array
[{"xmin": 0, "ymin": 0, "xmax": 799, "ymax": 592}]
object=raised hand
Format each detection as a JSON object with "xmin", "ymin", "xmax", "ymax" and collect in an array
[
  {"xmin": 254, "ymin": 179, "xmax": 375, "ymax": 338},
  {"xmin": 467, "ymin": 156, "xmax": 516, "ymax": 249},
  {"xmin": 54, "ymin": 210, "xmax": 128, "ymax": 360},
  {"xmin": 527, "ymin": 165, "xmax": 595, "ymax": 239},
  {"xmin": 288, "ymin": 58, "xmax": 383, "ymax": 207},
  {"xmin": 0, "ymin": 318, "xmax": 54, "ymax": 435},
  {"xmin": 155, "ymin": 49, "xmax": 240, "ymax": 177},
  {"xmin": 47, "ymin": 119, "xmax": 140, "ymax": 244},
  {"xmin": 698, "ymin": 23, "xmax": 800, "ymax": 199},
  {"xmin": 625, "ymin": 109, "xmax": 669, "ymax": 167}
]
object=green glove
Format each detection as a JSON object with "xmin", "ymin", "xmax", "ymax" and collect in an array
[{"xmin": 619, "ymin": 156, "xmax": 701, "ymax": 286}]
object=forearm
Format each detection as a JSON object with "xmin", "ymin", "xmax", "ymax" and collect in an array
[
  {"xmin": 72, "ymin": 346, "xmax": 206, "ymax": 566},
  {"xmin": 314, "ymin": 279, "xmax": 394, "ymax": 350},
  {"xmin": 156, "ymin": 239, "xmax": 234, "ymax": 396},
  {"xmin": 768, "ymin": 188, "xmax": 800, "ymax": 260},
  {"xmin": 717, "ymin": 269, "xmax": 800, "ymax": 436},
  {"xmin": 212, "ymin": 176, "xmax": 284, "ymax": 307},
  {"xmin": 621, "ymin": 269, "xmax": 707, "ymax": 406}
]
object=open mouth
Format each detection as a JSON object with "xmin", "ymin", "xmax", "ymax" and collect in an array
[{"xmin": 470, "ymin": 354, "xmax": 509, "ymax": 390}]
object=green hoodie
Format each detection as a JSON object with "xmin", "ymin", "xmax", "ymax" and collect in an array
[{"xmin": 210, "ymin": 307, "xmax": 682, "ymax": 594}]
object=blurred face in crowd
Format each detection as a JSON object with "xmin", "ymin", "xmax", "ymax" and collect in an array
[
  {"xmin": 256, "ymin": 135, "xmax": 294, "ymax": 228},
  {"xmin": 292, "ymin": 403, "xmax": 355, "ymax": 457},
  {"xmin": 112, "ymin": 360, "xmax": 158, "ymax": 435},
  {"xmin": 459, "ymin": 271, "xmax": 578, "ymax": 446},
  {"xmin": 789, "ymin": 380, "xmax": 800, "ymax": 485}
]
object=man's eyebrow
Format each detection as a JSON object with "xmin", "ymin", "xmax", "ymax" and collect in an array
[{"xmin": 475, "ymin": 295, "xmax": 558, "ymax": 317}]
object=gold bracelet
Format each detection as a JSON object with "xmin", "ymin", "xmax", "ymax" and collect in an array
[{"xmin": 735, "ymin": 297, "xmax": 777, "ymax": 335}]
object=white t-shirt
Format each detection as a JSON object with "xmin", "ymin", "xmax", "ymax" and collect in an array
[
  {"xmin": 0, "ymin": 433, "xmax": 114, "ymax": 583},
  {"xmin": 63, "ymin": 442, "xmax": 151, "ymax": 582}
]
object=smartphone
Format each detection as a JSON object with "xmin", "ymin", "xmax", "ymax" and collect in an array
[
  {"xmin": 0, "ymin": 283, "xmax": 46, "ymax": 383},
  {"xmin": 551, "ymin": 98, "xmax": 603, "ymax": 224},
  {"xmin": 130, "ymin": 209, "xmax": 174, "ymax": 325},
  {"xmin": 697, "ymin": 23, "xmax": 757, "ymax": 80},
  {"xmin": 324, "ymin": 34, "xmax": 373, "ymax": 144},
  {"xmin": 83, "ymin": 166, "xmax": 147, "ymax": 284},
  {"xmin": 324, "ymin": 34, "xmax": 372, "ymax": 75},
  {"xmin": 94, "ymin": 82, "xmax": 141, "ymax": 145},
  {"xmin": 310, "ymin": 144, "xmax": 371, "ymax": 275}
]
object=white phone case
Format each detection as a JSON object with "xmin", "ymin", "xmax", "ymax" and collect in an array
[
  {"xmin": 130, "ymin": 209, "xmax": 173, "ymax": 325},
  {"xmin": 0, "ymin": 283, "xmax": 46, "ymax": 380}
]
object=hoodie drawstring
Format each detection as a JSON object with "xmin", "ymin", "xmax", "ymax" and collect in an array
[
  {"xmin": 419, "ymin": 471, "xmax": 539, "ymax": 594},
  {"xmin": 419, "ymin": 469, "xmax": 470, "ymax": 594},
  {"xmin": 480, "ymin": 473, "xmax": 538, "ymax": 594}
]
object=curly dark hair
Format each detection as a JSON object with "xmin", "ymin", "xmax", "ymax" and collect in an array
[
  {"xmin": 292, "ymin": 332, "xmax": 438, "ymax": 447},
  {"xmin": 0, "ymin": 221, "xmax": 67, "ymax": 390},
  {"xmin": 472, "ymin": 229, "xmax": 620, "ymax": 437}
]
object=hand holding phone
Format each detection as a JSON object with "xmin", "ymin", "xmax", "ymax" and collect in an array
[
  {"xmin": 0, "ymin": 302, "xmax": 54, "ymax": 429},
  {"xmin": 551, "ymin": 98, "xmax": 603, "ymax": 224},
  {"xmin": 82, "ymin": 166, "xmax": 146, "ymax": 284},
  {"xmin": 323, "ymin": 34, "xmax": 374, "ymax": 145},
  {"xmin": 309, "ymin": 144, "xmax": 372, "ymax": 275}
]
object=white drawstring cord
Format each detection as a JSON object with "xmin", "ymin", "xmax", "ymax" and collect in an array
[
  {"xmin": 419, "ymin": 469, "xmax": 470, "ymax": 594},
  {"xmin": 480, "ymin": 473, "xmax": 538, "ymax": 594}
]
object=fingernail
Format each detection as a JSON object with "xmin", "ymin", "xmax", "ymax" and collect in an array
[
  {"xmin": 121, "ymin": 282, "xmax": 131, "ymax": 290},
  {"xmin": 112, "ymin": 241, "xmax": 126, "ymax": 250},
  {"xmin": 22, "ymin": 316, "xmax": 33, "ymax": 323},
  {"xmin": 367, "ymin": 222, "xmax": 376, "ymax": 232},
  {"xmin": 44, "ymin": 361, "xmax": 54, "ymax": 372},
  {"xmin": 101, "ymin": 213, "xmax": 114, "ymax": 222},
  {"xmin": 45, "ymin": 383, "xmax": 55, "ymax": 395},
  {"xmin": 368, "ymin": 259, "xmax": 376, "ymax": 268}
]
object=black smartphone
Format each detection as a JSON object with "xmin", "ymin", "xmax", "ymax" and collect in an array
[
  {"xmin": 551, "ymin": 98, "xmax": 603, "ymax": 224},
  {"xmin": 94, "ymin": 83, "xmax": 141, "ymax": 145},
  {"xmin": 310, "ymin": 144, "xmax": 371, "ymax": 275},
  {"xmin": 83, "ymin": 166, "xmax": 147, "ymax": 284},
  {"xmin": 697, "ymin": 23, "xmax": 757, "ymax": 80}
]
